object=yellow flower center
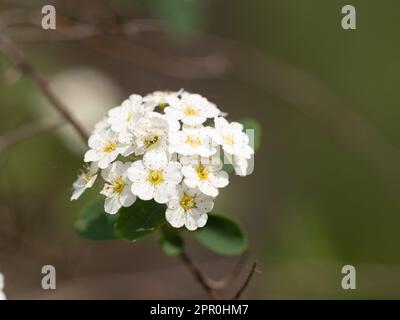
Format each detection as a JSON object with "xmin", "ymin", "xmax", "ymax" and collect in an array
[
  {"xmin": 145, "ymin": 135, "xmax": 159, "ymax": 147},
  {"xmin": 196, "ymin": 165, "xmax": 209, "ymax": 180},
  {"xmin": 112, "ymin": 177, "xmax": 126, "ymax": 193},
  {"xmin": 186, "ymin": 135, "xmax": 201, "ymax": 147},
  {"xmin": 103, "ymin": 140, "xmax": 117, "ymax": 153},
  {"xmin": 148, "ymin": 170, "xmax": 164, "ymax": 185},
  {"xmin": 183, "ymin": 106, "xmax": 198, "ymax": 117},
  {"xmin": 180, "ymin": 194, "xmax": 197, "ymax": 211},
  {"xmin": 83, "ymin": 172, "xmax": 93, "ymax": 182},
  {"xmin": 223, "ymin": 134, "xmax": 236, "ymax": 147}
]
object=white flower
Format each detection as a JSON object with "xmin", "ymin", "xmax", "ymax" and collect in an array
[
  {"xmin": 100, "ymin": 161, "xmax": 136, "ymax": 214},
  {"xmin": 133, "ymin": 113, "xmax": 174, "ymax": 168},
  {"xmin": 211, "ymin": 117, "xmax": 254, "ymax": 159},
  {"xmin": 0, "ymin": 273, "xmax": 6, "ymax": 300},
  {"xmin": 161, "ymin": 112, "xmax": 181, "ymax": 134},
  {"xmin": 165, "ymin": 92, "xmax": 219, "ymax": 126},
  {"xmin": 71, "ymin": 162, "xmax": 98, "ymax": 200},
  {"xmin": 107, "ymin": 94, "xmax": 147, "ymax": 144},
  {"xmin": 181, "ymin": 156, "xmax": 229, "ymax": 197},
  {"xmin": 93, "ymin": 117, "xmax": 111, "ymax": 135},
  {"xmin": 127, "ymin": 160, "xmax": 182, "ymax": 204},
  {"xmin": 84, "ymin": 129, "xmax": 133, "ymax": 169},
  {"xmin": 134, "ymin": 113, "xmax": 169, "ymax": 155},
  {"xmin": 169, "ymin": 125, "xmax": 216, "ymax": 157},
  {"xmin": 143, "ymin": 90, "xmax": 180, "ymax": 110},
  {"xmin": 166, "ymin": 185, "xmax": 214, "ymax": 231}
]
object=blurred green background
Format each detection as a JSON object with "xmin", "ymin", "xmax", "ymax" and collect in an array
[{"xmin": 1, "ymin": 0, "xmax": 400, "ymax": 299}]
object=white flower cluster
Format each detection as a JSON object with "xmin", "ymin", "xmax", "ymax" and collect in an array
[{"xmin": 71, "ymin": 90, "xmax": 254, "ymax": 231}]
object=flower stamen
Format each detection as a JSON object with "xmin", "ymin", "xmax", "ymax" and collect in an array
[
  {"xmin": 112, "ymin": 177, "xmax": 126, "ymax": 193},
  {"xmin": 186, "ymin": 135, "xmax": 201, "ymax": 147},
  {"xmin": 145, "ymin": 135, "xmax": 159, "ymax": 147},
  {"xmin": 180, "ymin": 193, "xmax": 197, "ymax": 211},
  {"xmin": 103, "ymin": 140, "xmax": 117, "ymax": 153},
  {"xmin": 83, "ymin": 172, "xmax": 93, "ymax": 182},
  {"xmin": 223, "ymin": 134, "xmax": 235, "ymax": 147},
  {"xmin": 183, "ymin": 106, "xmax": 198, "ymax": 117},
  {"xmin": 148, "ymin": 170, "xmax": 164, "ymax": 185},
  {"xmin": 196, "ymin": 165, "xmax": 209, "ymax": 180}
]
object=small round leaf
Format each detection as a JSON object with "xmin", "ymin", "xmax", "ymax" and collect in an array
[
  {"xmin": 194, "ymin": 213, "xmax": 247, "ymax": 256},
  {"xmin": 75, "ymin": 198, "xmax": 118, "ymax": 241},
  {"xmin": 114, "ymin": 199, "xmax": 166, "ymax": 241}
]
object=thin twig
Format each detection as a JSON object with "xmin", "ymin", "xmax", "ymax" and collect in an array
[
  {"xmin": 0, "ymin": 8, "xmax": 164, "ymax": 42},
  {"xmin": 232, "ymin": 262, "xmax": 257, "ymax": 300},
  {"xmin": 179, "ymin": 251, "xmax": 219, "ymax": 300},
  {"xmin": 207, "ymin": 251, "xmax": 249, "ymax": 290},
  {"xmin": 0, "ymin": 34, "xmax": 89, "ymax": 141},
  {"xmin": 0, "ymin": 119, "xmax": 63, "ymax": 153}
]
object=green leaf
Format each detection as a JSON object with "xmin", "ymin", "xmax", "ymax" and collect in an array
[
  {"xmin": 75, "ymin": 198, "xmax": 118, "ymax": 241},
  {"xmin": 240, "ymin": 118, "xmax": 262, "ymax": 152},
  {"xmin": 114, "ymin": 199, "xmax": 166, "ymax": 241},
  {"xmin": 160, "ymin": 226, "xmax": 183, "ymax": 256},
  {"xmin": 194, "ymin": 213, "xmax": 247, "ymax": 256}
]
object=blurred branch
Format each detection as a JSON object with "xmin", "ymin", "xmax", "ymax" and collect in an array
[
  {"xmin": 179, "ymin": 251, "xmax": 219, "ymax": 300},
  {"xmin": 178, "ymin": 251, "xmax": 256, "ymax": 299},
  {"xmin": 0, "ymin": 8, "xmax": 164, "ymax": 41},
  {"xmin": 232, "ymin": 262, "xmax": 257, "ymax": 300},
  {"xmin": 0, "ymin": 119, "xmax": 63, "ymax": 153},
  {"xmin": 206, "ymin": 251, "xmax": 248, "ymax": 290},
  {"xmin": 0, "ymin": 34, "xmax": 89, "ymax": 141},
  {"xmin": 0, "ymin": 9, "xmax": 229, "ymax": 79},
  {"xmin": 81, "ymin": 35, "xmax": 228, "ymax": 79}
]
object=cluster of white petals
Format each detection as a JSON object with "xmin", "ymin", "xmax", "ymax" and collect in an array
[{"xmin": 71, "ymin": 90, "xmax": 254, "ymax": 231}]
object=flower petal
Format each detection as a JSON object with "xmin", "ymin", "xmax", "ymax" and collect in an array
[
  {"xmin": 120, "ymin": 190, "xmax": 136, "ymax": 207},
  {"xmin": 104, "ymin": 196, "xmax": 121, "ymax": 214},
  {"xmin": 196, "ymin": 194, "xmax": 214, "ymax": 212},
  {"xmin": 127, "ymin": 160, "xmax": 147, "ymax": 182},
  {"xmin": 210, "ymin": 170, "xmax": 229, "ymax": 188},
  {"xmin": 185, "ymin": 212, "xmax": 200, "ymax": 231},
  {"xmin": 84, "ymin": 149, "xmax": 101, "ymax": 162},
  {"xmin": 131, "ymin": 181, "xmax": 154, "ymax": 201},
  {"xmin": 166, "ymin": 207, "xmax": 185, "ymax": 228}
]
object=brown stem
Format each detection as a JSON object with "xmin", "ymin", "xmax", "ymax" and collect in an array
[
  {"xmin": 179, "ymin": 251, "xmax": 219, "ymax": 300},
  {"xmin": 206, "ymin": 251, "xmax": 248, "ymax": 290},
  {"xmin": 232, "ymin": 262, "xmax": 257, "ymax": 300},
  {"xmin": 0, "ymin": 34, "xmax": 89, "ymax": 141}
]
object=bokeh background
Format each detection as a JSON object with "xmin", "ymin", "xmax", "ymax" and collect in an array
[{"xmin": 1, "ymin": 0, "xmax": 400, "ymax": 299}]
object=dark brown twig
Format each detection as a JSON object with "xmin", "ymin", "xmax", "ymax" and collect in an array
[
  {"xmin": 179, "ymin": 251, "xmax": 219, "ymax": 300},
  {"xmin": 232, "ymin": 262, "xmax": 257, "ymax": 300},
  {"xmin": 0, "ymin": 34, "xmax": 89, "ymax": 141}
]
